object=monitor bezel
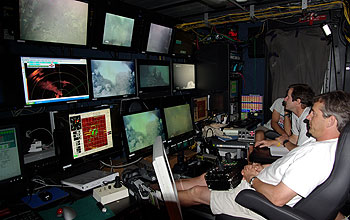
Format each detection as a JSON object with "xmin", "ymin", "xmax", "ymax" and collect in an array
[
  {"xmin": 20, "ymin": 56, "xmax": 90, "ymax": 106},
  {"xmin": 89, "ymin": 58, "xmax": 137, "ymax": 100},
  {"xmin": 122, "ymin": 109, "xmax": 166, "ymax": 161},
  {"xmin": 16, "ymin": 0, "xmax": 91, "ymax": 48},
  {"xmin": 136, "ymin": 59, "xmax": 171, "ymax": 97}
]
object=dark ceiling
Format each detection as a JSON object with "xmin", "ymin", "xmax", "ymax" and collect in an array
[{"xmin": 122, "ymin": 0, "xmax": 301, "ymax": 23}]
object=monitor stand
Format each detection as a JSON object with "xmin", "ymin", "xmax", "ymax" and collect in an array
[{"xmin": 61, "ymin": 170, "xmax": 118, "ymax": 191}]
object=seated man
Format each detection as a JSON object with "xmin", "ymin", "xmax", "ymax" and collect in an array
[
  {"xmin": 255, "ymin": 97, "xmax": 291, "ymax": 142},
  {"xmin": 255, "ymin": 84, "xmax": 315, "ymax": 151},
  {"xmin": 176, "ymin": 91, "xmax": 350, "ymax": 219}
]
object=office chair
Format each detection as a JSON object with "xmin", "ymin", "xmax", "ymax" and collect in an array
[{"xmin": 216, "ymin": 122, "xmax": 350, "ymax": 220}]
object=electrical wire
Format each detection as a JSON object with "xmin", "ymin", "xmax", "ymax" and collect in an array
[{"xmin": 99, "ymin": 156, "xmax": 143, "ymax": 169}]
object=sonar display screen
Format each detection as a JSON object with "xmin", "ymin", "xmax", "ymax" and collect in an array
[
  {"xmin": 20, "ymin": 57, "xmax": 89, "ymax": 105},
  {"xmin": 69, "ymin": 108, "xmax": 113, "ymax": 159}
]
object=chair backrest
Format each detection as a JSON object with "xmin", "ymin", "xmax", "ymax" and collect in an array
[{"xmin": 293, "ymin": 122, "xmax": 350, "ymax": 220}]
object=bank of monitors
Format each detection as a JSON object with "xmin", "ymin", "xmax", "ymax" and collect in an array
[
  {"xmin": 192, "ymin": 96, "xmax": 208, "ymax": 122},
  {"xmin": 0, "ymin": 125, "xmax": 23, "ymax": 186},
  {"xmin": 137, "ymin": 60, "xmax": 171, "ymax": 96},
  {"xmin": 102, "ymin": 13, "xmax": 134, "ymax": 47},
  {"xmin": 172, "ymin": 63, "xmax": 195, "ymax": 91},
  {"xmin": 146, "ymin": 23, "xmax": 173, "ymax": 54},
  {"xmin": 122, "ymin": 109, "xmax": 165, "ymax": 161},
  {"xmin": 90, "ymin": 59, "xmax": 136, "ymax": 99},
  {"xmin": 20, "ymin": 57, "xmax": 89, "ymax": 105},
  {"xmin": 19, "ymin": 0, "xmax": 89, "ymax": 46}
]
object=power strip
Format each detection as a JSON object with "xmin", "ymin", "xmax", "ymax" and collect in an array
[{"xmin": 93, "ymin": 183, "xmax": 129, "ymax": 205}]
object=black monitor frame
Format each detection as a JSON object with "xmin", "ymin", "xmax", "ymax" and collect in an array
[{"xmin": 136, "ymin": 59, "xmax": 171, "ymax": 97}]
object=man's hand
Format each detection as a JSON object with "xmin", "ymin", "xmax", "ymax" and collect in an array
[
  {"xmin": 276, "ymin": 134, "xmax": 288, "ymax": 143},
  {"xmin": 241, "ymin": 164, "xmax": 261, "ymax": 181},
  {"xmin": 255, "ymin": 139, "xmax": 279, "ymax": 148}
]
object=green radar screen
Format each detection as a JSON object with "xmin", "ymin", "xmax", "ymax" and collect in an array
[{"xmin": 82, "ymin": 115, "xmax": 108, "ymax": 151}]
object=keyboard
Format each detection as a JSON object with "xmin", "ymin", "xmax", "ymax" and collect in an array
[{"xmin": 3, "ymin": 209, "xmax": 42, "ymax": 220}]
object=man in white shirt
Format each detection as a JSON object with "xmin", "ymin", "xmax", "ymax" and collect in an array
[
  {"xmin": 176, "ymin": 91, "xmax": 350, "ymax": 219},
  {"xmin": 255, "ymin": 84, "xmax": 315, "ymax": 151}
]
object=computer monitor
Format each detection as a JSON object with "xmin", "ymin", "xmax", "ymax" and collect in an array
[
  {"xmin": 122, "ymin": 109, "xmax": 165, "ymax": 161},
  {"xmin": 137, "ymin": 60, "xmax": 171, "ymax": 96},
  {"xmin": 192, "ymin": 96, "xmax": 208, "ymax": 122},
  {"xmin": 90, "ymin": 59, "xmax": 136, "ymax": 99},
  {"xmin": 164, "ymin": 104, "xmax": 194, "ymax": 154},
  {"xmin": 230, "ymin": 79, "xmax": 239, "ymax": 98},
  {"xmin": 19, "ymin": 0, "xmax": 88, "ymax": 46},
  {"xmin": 20, "ymin": 56, "xmax": 89, "ymax": 105},
  {"xmin": 164, "ymin": 104, "xmax": 193, "ymax": 139},
  {"xmin": 152, "ymin": 136, "xmax": 182, "ymax": 220},
  {"xmin": 0, "ymin": 125, "xmax": 23, "ymax": 185},
  {"xmin": 102, "ymin": 13, "xmax": 134, "ymax": 47},
  {"xmin": 146, "ymin": 23, "xmax": 173, "ymax": 54},
  {"xmin": 172, "ymin": 63, "xmax": 195, "ymax": 91},
  {"xmin": 171, "ymin": 29, "xmax": 195, "ymax": 57},
  {"xmin": 241, "ymin": 95, "xmax": 263, "ymax": 113},
  {"xmin": 210, "ymin": 91, "xmax": 228, "ymax": 115},
  {"xmin": 21, "ymin": 112, "xmax": 57, "ymax": 170},
  {"xmin": 54, "ymin": 108, "xmax": 116, "ymax": 171}
]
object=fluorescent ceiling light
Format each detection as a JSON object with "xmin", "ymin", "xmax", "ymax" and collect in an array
[{"xmin": 322, "ymin": 24, "xmax": 331, "ymax": 36}]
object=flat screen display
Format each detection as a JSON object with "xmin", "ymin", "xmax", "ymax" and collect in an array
[
  {"xmin": 91, "ymin": 59, "xmax": 135, "ymax": 98},
  {"xmin": 193, "ymin": 96, "xmax": 208, "ymax": 122},
  {"xmin": 173, "ymin": 63, "xmax": 195, "ymax": 90},
  {"xmin": 0, "ymin": 126, "xmax": 22, "ymax": 183},
  {"xmin": 20, "ymin": 57, "xmax": 89, "ymax": 105},
  {"xmin": 123, "ymin": 110, "xmax": 165, "ymax": 156},
  {"xmin": 164, "ymin": 104, "xmax": 193, "ymax": 139},
  {"xmin": 19, "ymin": 0, "xmax": 88, "ymax": 46},
  {"xmin": 102, "ymin": 13, "xmax": 134, "ymax": 47},
  {"xmin": 69, "ymin": 108, "xmax": 113, "ymax": 159},
  {"xmin": 241, "ymin": 95, "xmax": 263, "ymax": 112},
  {"xmin": 146, "ymin": 23, "xmax": 173, "ymax": 54},
  {"xmin": 139, "ymin": 65, "xmax": 170, "ymax": 89}
]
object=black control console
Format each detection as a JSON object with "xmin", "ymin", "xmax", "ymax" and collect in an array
[{"xmin": 205, "ymin": 157, "xmax": 247, "ymax": 190}]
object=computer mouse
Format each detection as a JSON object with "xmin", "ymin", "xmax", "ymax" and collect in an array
[
  {"xmin": 38, "ymin": 191, "xmax": 53, "ymax": 202},
  {"xmin": 57, "ymin": 206, "xmax": 77, "ymax": 220}
]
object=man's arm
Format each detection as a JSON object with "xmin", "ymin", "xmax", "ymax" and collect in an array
[
  {"xmin": 276, "ymin": 134, "xmax": 298, "ymax": 151},
  {"xmin": 251, "ymin": 178, "xmax": 297, "ymax": 207},
  {"xmin": 242, "ymin": 165, "xmax": 297, "ymax": 207},
  {"xmin": 271, "ymin": 110, "xmax": 288, "ymax": 136}
]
